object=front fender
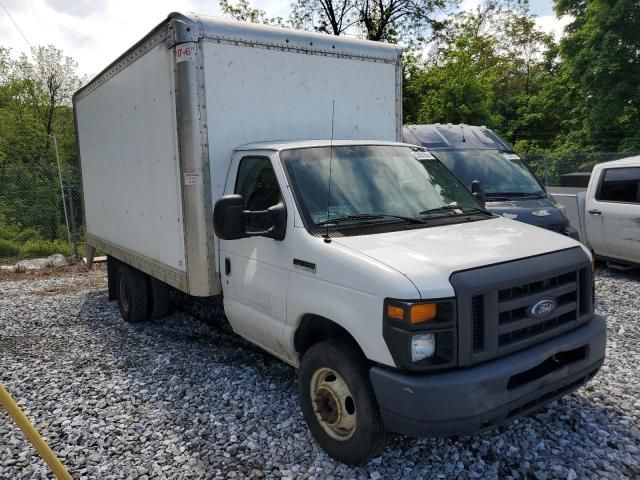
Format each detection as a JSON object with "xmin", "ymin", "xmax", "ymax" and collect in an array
[{"xmin": 284, "ymin": 272, "xmax": 396, "ymax": 367}]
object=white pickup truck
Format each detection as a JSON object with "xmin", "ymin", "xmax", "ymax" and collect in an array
[
  {"xmin": 75, "ymin": 13, "xmax": 606, "ymax": 464},
  {"xmin": 551, "ymin": 156, "xmax": 640, "ymax": 268}
]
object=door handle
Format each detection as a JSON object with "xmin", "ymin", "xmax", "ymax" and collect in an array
[
  {"xmin": 224, "ymin": 257, "xmax": 231, "ymax": 276},
  {"xmin": 588, "ymin": 209, "xmax": 602, "ymax": 216}
]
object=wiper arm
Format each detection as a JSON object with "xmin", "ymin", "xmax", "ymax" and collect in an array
[
  {"xmin": 315, "ymin": 213, "xmax": 427, "ymax": 226},
  {"xmin": 419, "ymin": 205, "xmax": 462, "ymax": 215},
  {"xmin": 419, "ymin": 205, "xmax": 490, "ymax": 216},
  {"xmin": 487, "ymin": 192, "xmax": 546, "ymax": 199}
]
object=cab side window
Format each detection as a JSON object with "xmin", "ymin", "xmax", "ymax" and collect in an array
[
  {"xmin": 597, "ymin": 167, "xmax": 640, "ymax": 204},
  {"xmin": 235, "ymin": 156, "xmax": 282, "ymax": 231}
]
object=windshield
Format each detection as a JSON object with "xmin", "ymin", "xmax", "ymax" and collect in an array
[
  {"xmin": 280, "ymin": 145, "xmax": 482, "ymax": 226},
  {"xmin": 431, "ymin": 150, "xmax": 545, "ymax": 196}
]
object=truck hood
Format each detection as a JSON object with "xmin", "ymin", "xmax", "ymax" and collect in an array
[
  {"xmin": 333, "ymin": 217, "xmax": 585, "ymax": 299},
  {"xmin": 485, "ymin": 196, "xmax": 568, "ymax": 230}
]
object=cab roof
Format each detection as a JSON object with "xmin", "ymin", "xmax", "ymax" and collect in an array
[
  {"xmin": 235, "ymin": 140, "xmax": 416, "ymax": 152},
  {"xmin": 403, "ymin": 124, "xmax": 513, "ymax": 151},
  {"xmin": 595, "ymin": 155, "xmax": 640, "ymax": 168}
]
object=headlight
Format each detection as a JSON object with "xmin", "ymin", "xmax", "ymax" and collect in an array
[
  {"xmin": 554, "ymin": 202, "xmax": 568, "ymax": 217},
  {"xmin": 383, "ymin": 298, "xmax": 457, "ymax": 371},
  {"xmin": 411, "ymin": 334, "xmax": 436, "ymax": 362}
]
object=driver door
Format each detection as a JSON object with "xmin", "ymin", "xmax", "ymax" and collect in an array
[{"xmin": 218, "ymin": 153, "xmax": 292, "ymax": 359}]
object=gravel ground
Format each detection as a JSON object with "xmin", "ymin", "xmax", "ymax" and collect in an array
[{"xmin": 1, "ymin": 266, "xmax": 639, "ymax": 479}]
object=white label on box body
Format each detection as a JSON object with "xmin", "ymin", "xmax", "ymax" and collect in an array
[
  {"xmin": 184, "ymin": 172, "xmax": 201, "ymax": 185},
  {"xmin": 175, "ymin": 43, "xmax": 197, "ymax": 63}
]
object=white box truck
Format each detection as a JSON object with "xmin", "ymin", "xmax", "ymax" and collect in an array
[{"xmin": 75, "ymin": 13, "xmax": 606, "ymax": 464}]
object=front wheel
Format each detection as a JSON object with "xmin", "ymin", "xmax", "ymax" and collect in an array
[{"xmin": 298, "ymin": 339, "xmax": 387, "ymax": 465}]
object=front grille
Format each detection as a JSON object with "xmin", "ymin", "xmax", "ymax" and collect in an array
[
  {"xmin": 471, "ymin": 295, "xmax": 484, "ymax": 352},
  {"xmin": 451, "ymin": 248, "xmax": 593, "ymax": 366},
  {"xmin": 496, "ymin": 270, "xmax": 582, "ymax": 347}
]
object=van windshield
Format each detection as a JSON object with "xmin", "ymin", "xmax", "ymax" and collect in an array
[
  {"xmin": 280, "ymin": 145, "xmax": 483, "ymax": 227},
  {"xmin": 432, "ymin": 150, "xmax": 545, "ymax": 197}
]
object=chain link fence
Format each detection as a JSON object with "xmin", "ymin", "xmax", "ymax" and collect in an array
[
  {"xmin": 521, "ymin": 152, "xmax": 640, "ymax": 187},
  {"xmin": 2, "ymin": 150, "xmax": 640, "ymax": 264},
  {"xmin": 0, "ymin": 164, "xmax": 83, "ymax": 265}
]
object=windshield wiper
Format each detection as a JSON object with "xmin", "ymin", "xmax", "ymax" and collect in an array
[
  {"xmin": 419, "ymin": 205, "xmax": 489, "ymax": 216},
  {"xmin": 486, "ymin": 192, "xmax": 546, "ymax": 199},
  {"xmin": 315, "ymin": 213, "xmax": 427, "ymax": 226}
]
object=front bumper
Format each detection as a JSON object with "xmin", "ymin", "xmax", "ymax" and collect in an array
[{"xmin": 370, "ymin": 314, "xmax": 606, "ymax": 437}]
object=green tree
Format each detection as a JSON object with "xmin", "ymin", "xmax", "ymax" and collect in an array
[
  {"xmin": 404, "ymin": 0, "xmax": 556, "ymax": 144},
  {"xmin": 0, "ymin": 45, "xmax": 81, "ymax": 242},
  {"xmin": 219, "ymin": 0, "xmax": 286, "ymax": 25},
  {"xmin": 554, "ymin": 0, "xmax": 640, "ymax": 151},
  {"xmin": 290, "ymin": 0, "xmax": 359, "ymax": 35},
  {"xmin": 406, "ymin": 36, "xmax": 499, "ymax": 125},
  {"xmin": 290, "ymin": 0, "xmax": 455, "ymax": 42}
]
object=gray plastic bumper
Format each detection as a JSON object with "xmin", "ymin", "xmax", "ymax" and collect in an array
[{"xmin": 370, "ymin": 314, "xmax": 606, "ymax": 437}]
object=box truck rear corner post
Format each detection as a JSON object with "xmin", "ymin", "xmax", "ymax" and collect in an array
[{"xmin": 74, "ymin": 13, "xmax": 606, "ymax": 465}]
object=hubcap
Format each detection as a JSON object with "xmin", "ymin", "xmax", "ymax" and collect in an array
[
  {"xmin": 119, "ymin": 275, "xmax": 130, "ymax": 314},
  {"xmin": 310, "ymin": 368, "xmax": 357, "ymax": 441}
]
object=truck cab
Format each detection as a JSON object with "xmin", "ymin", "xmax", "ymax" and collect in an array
[
  {"xmin": 213, "ymin": 140, "xmax": 606, "ymax": 463},
  {"xmin": 403, "ymin": 124, "xmax": 578, "ymax": 238}
]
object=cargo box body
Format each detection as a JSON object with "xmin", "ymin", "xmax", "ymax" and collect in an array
[{"xmin": 74, "ymin": 13, "xmax": 402, "ymax": 296}]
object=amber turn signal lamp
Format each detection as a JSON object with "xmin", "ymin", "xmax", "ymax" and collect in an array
[
  {"xmin": 387, "ymin": 305, "xmax": 405, "ymax": 321},
  {"xmin": 410, "ymin": 303, "xmax": 437, "ymax": 324}
]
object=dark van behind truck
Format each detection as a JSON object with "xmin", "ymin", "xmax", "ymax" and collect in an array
[{"xmin": 404, "ymin": 124, "xmax": 578, "ymax": 238}]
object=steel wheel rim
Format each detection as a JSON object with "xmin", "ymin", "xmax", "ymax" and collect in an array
[
  {"xmin": 310, "ymin": 367, "xmax": 357, "ymax": 441},
  {"xmin": 119, "ymin": 275, "xmax": 130, "ymax": 314}
]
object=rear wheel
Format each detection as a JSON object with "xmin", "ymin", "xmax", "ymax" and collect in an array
[
  {"xmin": 116, "ymin": 265, "xmax": 149, "ymax": 322},
  {"xmin": 298, "ymin": 339, "xmax": 387, "ymax": 465}
]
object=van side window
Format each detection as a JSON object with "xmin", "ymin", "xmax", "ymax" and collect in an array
[
  {"xmin": 235, "ymin": 156, "xmax": 282, "ymax": 230},
  {"xmin": 597, "ymin": 167, "xmax": 640, "ymax": 204}
]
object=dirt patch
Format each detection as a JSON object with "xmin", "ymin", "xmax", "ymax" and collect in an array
[
  {"xmin": 0, "ymin": 262, "xmax": 106, "ymax": 282},
  {"xmin": 36, "ymin": 279, "xmax": 106, "ymax": 296}
]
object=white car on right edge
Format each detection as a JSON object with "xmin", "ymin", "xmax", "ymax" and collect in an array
[{"xmin": 551, "ymin": 156, "xmax": 640, "ymax": 268}]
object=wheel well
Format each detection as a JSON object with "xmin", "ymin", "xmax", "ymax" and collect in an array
[{"xmin": 294, "ymin": 314, "xmax": 365, "ymax": 359}]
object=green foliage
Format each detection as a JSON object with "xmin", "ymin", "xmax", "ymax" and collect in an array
[
  {"xmin": 219, "ymin": 0, "xmax": 286, "ymax": 25},
  {"xmin": 0, "ymin": 45, "xmax": 82, "ymax": 259},
  {"xmin": 14, "ymin": 227, "xmax": 42, "ymax": 243},
  {"xmin": 0, "ymin": 221, "xmax": 41, "ymax": 243},
  {"xmin": 19, "ymin": 239, "xmax": 71, "ymax": 258},
  {"xmin": 553, "ymin": 0, "xmax": 640, "ymax": 151},
  {"xmin": 404, "ymin": 1, "xmax": 555, "ymax": 139},
  {"xmin": 288, "ymin": 0, "xmax": 453, "ymax": 42},
  {"xmin": 407, "ymin": 37, "xmax": 500, "ymax": 126},
  {"xmin": 224, "ymin": 0, "xmax": 638, "ymax": 153},
  {"xmin": 0, "ymin": 239, "xmax": 20, "ymax": 257}
]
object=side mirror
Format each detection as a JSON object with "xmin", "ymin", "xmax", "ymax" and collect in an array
[
  {"xmin": 471, "ymin": 180, "xmax": 486, "ymax": 206},
  {"xmin": 213, "ymin": 194, "xmax": 287, "ymax": 241},
  {"xmin": 213, "ymin": 195, "xmax": 247, "ymax": 240}
]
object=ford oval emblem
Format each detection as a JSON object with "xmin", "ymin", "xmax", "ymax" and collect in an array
[{"xmin": 528, "ymin": 298, "xmax": 557, "ymax": 319}]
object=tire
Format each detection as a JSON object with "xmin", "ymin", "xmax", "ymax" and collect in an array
[
  {"xmin": 298, "ymin": 339, "xmax": 387, "ymax": 465},
  {"xmin": 115, "ymin": 265, "xmax": 149, "ymax": 323},
  {"xmin": 149, "ymin": 277, "xmax": 169, "ymax": 320}
]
